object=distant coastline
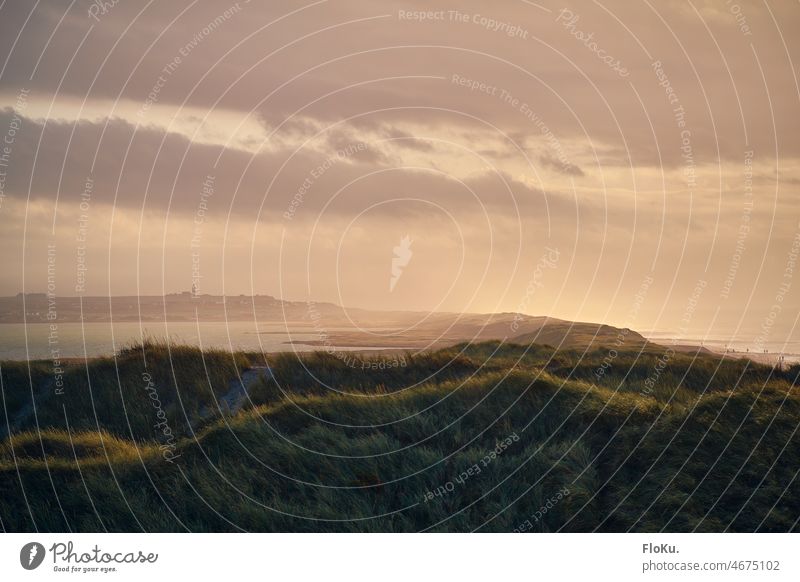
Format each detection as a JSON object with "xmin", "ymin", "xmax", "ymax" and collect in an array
[{"xmin": 1, "ymin": 294, "xmax": 797, "ymax": 367}]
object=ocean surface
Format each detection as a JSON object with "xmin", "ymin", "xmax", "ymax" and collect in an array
[
  {"xmin": 644, "ymin": 331, "xmax": 800, "ymax": 364},
  {"xmin": 1, "ymin": 322, "xmax": 798, "ymax": 363},
  {"xmin": 0, "ymin": 322, "xmax": 380, "ymax": 361}
]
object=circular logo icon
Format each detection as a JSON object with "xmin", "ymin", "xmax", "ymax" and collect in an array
[{"xmin": 20, "ymin": 542, "xmax": 46, "ymax": 570}]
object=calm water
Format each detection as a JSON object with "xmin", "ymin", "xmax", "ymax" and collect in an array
[
  {"xmin": 4, "ymin": 323, "xmax": 798, "ymax": 363},
  {"xmin": 644, "ymin": 331, "xmax": 800, "ymax": 364},
  {"xmin": 0, "ymin": 322, "xmax": 372, "ymax": 361}
]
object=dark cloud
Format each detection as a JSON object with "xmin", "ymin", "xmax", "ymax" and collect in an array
[
  {"xmin": 0, "ymin": 0, "xmax": 797, "ymax": 165},
  {"xmin": 538, "ymin": 152, "xmax": 584, "ymax": 176}
]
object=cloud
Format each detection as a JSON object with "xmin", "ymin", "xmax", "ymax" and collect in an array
[
  {"xmin": 538, "ymin": 152, "xmax": 585, "ymax": 176},
  {"xmin": 0, "ymin": 0, "xmax": 799, "ymax": 337}
]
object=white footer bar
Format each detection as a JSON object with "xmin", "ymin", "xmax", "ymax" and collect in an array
[{"xmin": 1, "ymin": 533, "xmax": 796, "ymax": 580}]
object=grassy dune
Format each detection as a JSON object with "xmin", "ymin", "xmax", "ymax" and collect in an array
[{"xmin": 1, "ymin": 341, "xmax": 798, "ymax": 532}]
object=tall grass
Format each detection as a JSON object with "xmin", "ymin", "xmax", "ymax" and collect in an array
[{"xmin": 0, "ymin": 341, "xmax": 797, "ymax": 532}]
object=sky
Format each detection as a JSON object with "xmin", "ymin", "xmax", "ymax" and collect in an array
[{"xmin": 0, "ymin": 0, "xmax": 798, "ymax": 341}]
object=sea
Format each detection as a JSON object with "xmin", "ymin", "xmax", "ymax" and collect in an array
[
  {"xmin": 643, "ymin": 331, "xmax": 800, "ymax": 364},
  {"xmin": 0, "ymin": 322, "xmax": 379, "ymax": 361},
  {"xmin": 1, "ymin": 323, "xmax": 798, "ymax": 363}
]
